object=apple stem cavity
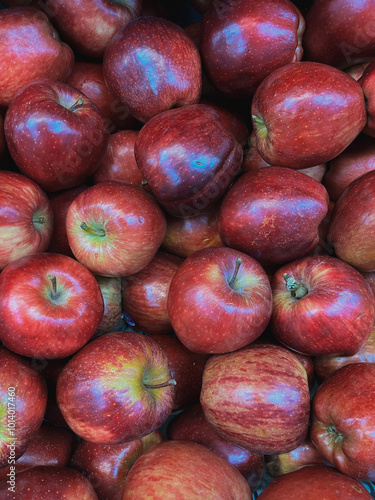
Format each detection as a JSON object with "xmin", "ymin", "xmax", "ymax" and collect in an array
[
  {"xmin": 32, "ymin": 216, "xmax": 46, "ymax": 224},
  {"xmin": 282, "ymin": 273, "xmax": 308, "ymax": 299},
  {"xmin": 228, "ymin": 258, "xmax": 242, "ymax": 289},
  {"xmin": 80, "ymin": 222, "xmax": 106, "ymax": 238},
  {"xmin": 69, "ymin": 97, "xmax": 84, "ymax": 112},
  {"xmin": 143, "ymin": 378, "xmax": 176, "ymax": 390},
  {"xmin": 47, "ymin": 273, "xmax": 58, "ymax": 299}
]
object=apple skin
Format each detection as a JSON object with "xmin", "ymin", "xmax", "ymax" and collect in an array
[
  {"xmin": 134, "ymin": 104, "xmax": 243, "ymax": 217},
  {"xmin": 70, "ymin": 430, "xmax": 163, "ymax": 500},
  {"xmin": 0, "ymin": 465, "xmax": 98, "ymax": 499},
  {"xmin": 56, "ymin": 331, "xmax": 176, "ymax": 444},
  {"xmin": 167, "ymin": 247, "xmax": 272, "ymax": 354},
  {"xmin": 251, "ymin": 62, "xmax": 367, "ymax": 169},
  {"xmin": 303, "ymin": 0, "xmax": 375, "ymax": 70},
  {"xmin": 94, "ymin": 275, "xmax": 123, "ymax": 337},
  {"xmin": 121, "ymin": 251, "xmax": 183, "ymax": 335},
  {"xmin": 66, "ymin": 180, "xmax": 167, "ymax": 277},
  {"xmin": 311, "ymin": 363, "xmax": 375, "ymax": 481},
  {"xmin": 200, "ymin": 343, "xmax": 310, "ymax": 454},
  {"xmin": 327, "ymin": 169, "xmax": 375, "ymax": 272},
  {"xmin": 4, "ymin": 78, "xmax": 110, "ymax": 193},
  {"xmin": 103, "ymin": 16, "xmax": 202, "ymax": 123},
  {"xmin": 0, "ymin": 252, "xmax": 104, "ymax": 359},
  {"xmin": 218, "ymin": 167, "xmax": 329, "ymax": 267},
  {"xmin": 270, "ymin": 255, "xmax": 375, "ymax": 356},
  {"xmin": 200, "ymin": 0, "xmax": 305, "ymax": 97},
  {"xmin": 359, "ymin": 60, "xmax": 375, "ymax": 137},
  {"xmin": 0, "ymin": 7, "xmax": 74, "ymax": 108},
  {"xmin": 257, "ymin": 464, "xmax": 373, "ymax": 499},
  {"xmin": 121, "ymin": 440, "xmax": 253, "ymax": 499},
  {"xmin": 0, "ymin": 170, "xmax": 53, "ymax": 270},
  {"xmin": 151, "ymin": 334, "xmax": 210, "ymax": 411},
  {"xmin": 167, "ymin": 403, "xmax": 264, "ymax": 490},
  {"xmin": 0, "ymin": 347, "xmax": 47, "ymax": 468}
]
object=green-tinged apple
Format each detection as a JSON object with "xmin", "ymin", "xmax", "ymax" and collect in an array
[{"xmin": 94, "ymin": 275, "xmax": 123, "ymax": 337}]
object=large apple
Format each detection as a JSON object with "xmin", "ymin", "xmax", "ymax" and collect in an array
[
  {"xmin": 311, "ymin": 363, "xmax": 375, "ymax": 481},
  {"xmin": 66, "ymin": 180, "xmax": 167, "ymax": 277},
  {"xmin": 218, "ymin": 167, "xmax": 329, "ymax": 267},
  {"xmin": 134, "ymin": 104, "xmax": 243, "ymax": 217},
  {"xmin": 200, "ymin": 0, "xmax": 305, "ymax": 97},
  {"xmin": 251, "ymin": 62, "xmax": 367, "ymax": 168},
  {"xmin": 167, "ymin": 247, "xmax": 272, "ymax": 354},
  {"xmin": 56, "ymin": 331, "xmax": 176, "ymax": 444},
  {"xmin": 0, "ymin": 6, "xmax": 74, "ymax": 108},
  {"xmin": 270, "ymin": 255, "xmax": 375, "ymax": 356},
  {"xmin": 0, "ymin": 252, "xmax": 104, "ymax": 359},
  {"xmin": 0, "ymin": 170, "xmax": 53, "ymax": 270},
  {"xmin": 200, "ymin": 343, "xmax": 310, "ymax": 454},
  {"xmin": 103, "ymin": 16, "xmax": 202, "ymax": 123},
  {"xmin": 121, "ymin": 440, "xmax": 253, "ymax": 499},
  {"xmin": 4, "ymin": 78, "xmax": 109, "ymax": 192}
]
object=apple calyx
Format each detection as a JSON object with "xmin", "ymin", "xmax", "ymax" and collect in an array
[
  {"xmin": 282, "ymin": 273, "xmax": 308, "ymax": 299},
  {"xmin": 143, "ymin": 378, "xmax": 176, "ymax": 390},
  {"xmin": 228, "ymin": 257, "xmax": 242, "ymax": 289},
  {"xmin": 326, "ymin": 424, "xmax": 345, "ymax": 446},
  {"xmin": 80, "ymin": 222, "xmax": 106, "ymax": 238}
]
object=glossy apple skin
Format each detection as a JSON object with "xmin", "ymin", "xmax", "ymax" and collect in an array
[
  {"xmin": 323, "ymin": 134, "xmax": 375, "ymax": 201},
  {"xmin": 121, "ymin": 440, "xmax": 252, "ymax": 500},
  {"xmin": 168, "ymin": 247, "xmax": 272, "ymax": 354},
  {"xmin": 122, "ymin": 251, "xmax": 182, "ymax": 335},
  {"xmin": 103, "ymin": 16, "xmax": 202, "ymax": 123},
  {"xmin": 0, "ymin": 7, "xmax": 74, "ymax": 108},
  {"xmin": 327, "ymin": 169, "xmax": 375, "ymax": 272},
  {"xmin": 257, "ymin": 464, "xmax": 372, "ymax": 499},
  {"xmin": 200, "ymin": 343, "xmax": 310, "ymax": 454},
  {"xmin": 0, "ymin": 252, "xmax": 104, "ymax": 359},
  {"xmin": 4, "ymin": 78, "xmax": 110, "ymax": 193},
  {"xmin": 56, "ymin": 331, "xmax": 175, "ymax": 444},
  {"xmin": 359, "ymin": 60, "xmax": 375, "ymax": 137},
  {"xmin": 0, "ymin": 171, "xmax": 53, "ymax": 270},
  {"xmin": 218, "ymin": 167, "xmax": 329, "ymax": 267},
  {"xmin": 200, "ymin": 0, "xmax": 305, "ymax": 97},
  {"xmin": 0, "ymin": 347, "xmax": 47, "ymax": 468},
  {"xmin": 311, "ymin": 363, "xmax": 375, "ymax": 481},
  {"xmin": 303, "ymin": 0, "xmax": 375, "ymax": 70},
  {"xmin": 67, "ymin": 61, "xmax": 140, "ymax": 132},
  {"xmin": 271, "ymin": 255, "xmax": 375, "ymax": 356},
  {"xmin": 66, "ymin": 180, "xmax": 167, "ymax": 277},
  {"xmin": 70, "ymin": 430, "xmax": 163, "ymax": 500},
  {"xmin": 94, "ymin": 275, "xmax": 123, "ymax": 337},
  {"xmin": 252, "ymin": 62, "xmax": 367, "ymax": 168},
  {"xmin": 167, "ymin": 403, "xmax": 264, "ymax": 490},
  {"xmin": 93, "ymin": 131, "xmax": 143, "ymax": 185},
  {"xmin": 151, "ymin": 334, "xmax": 209, "ymax": 411},
  {"xmin": 161, "ymin": 203, "xmax": 223, "ymax": 258},
  {"xmin": 0, "ymin": 465, "xmax": 98, "ymax": 499},
  {"xmin": 135, "ymin": 104, "xmax": 243, "ymax": 217}
]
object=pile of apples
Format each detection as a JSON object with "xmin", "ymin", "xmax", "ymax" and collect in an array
[{"xmin": 1, "ymin": 0, "xmax": 375, "ymax": 498}]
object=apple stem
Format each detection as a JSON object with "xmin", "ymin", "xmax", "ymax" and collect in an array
[
  {"xmin": 228, "ymin": 258, "xmax": 242, "ymax": 288},
  {"xmin": 32, "ymin": 216, "xmax": 46, "ymax": 224},
  {"xmin": 80, "ymin": 222, "xmax": 106, "ymax": 237},
  {"xmin": 141, "ymin": 179, "xmax": 148, "ymax": 186},
  {"xmin": 69, "ymin": 97, "xmax": 84, "ymax": 112},
  {"xmin": 47, "ymin": 274, "xmax": 58, "ymax": 299},
  {"xmin": 143, "ymin": 378, "xmax": 176, "ymax": 390},
  {"xmin": 282, "ymin": 273, "xmax": 308, "ymax": 299}
]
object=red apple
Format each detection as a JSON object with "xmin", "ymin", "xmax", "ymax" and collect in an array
[
  {"xmin": 327, "ymin": 169, "xmax": 375, "ymax": 272},
  {"xmin": 94, "ymin": 275, "xmax": 123, "ymax": 337},
  {"xmin": 56, "ymin": 331, "xmax": 176, "ymax": 444},
  {"xmin": 70, "ymin": 430, "xmax": 163, "ymax": 500},
  {"xmin": 134, "ymin": 104, "xmax": 243, "ymax": 217},
  {"xmin": 66, "ymin": 180, "xmax": 167, "ymax": 277},
  {"xmin": 121, "ymin": 440, "xmax": 253, "ymax": 499},
  {"xmin": 103, "ymin": 16, "xmax": 202, "ymax": 123},
  {"xmin": 311, "ymin": 363, "xmax": 375, "ymax": 481},
  {"xmin": 0, "ymin": 252, "xmax": 104, "ymax": 359},
  {"xmin": 200, "ymin": 343, "xmax": 310, "ymax": 454},
  {"xmin": 270, "ymin": 254, "xmax": 375, "ymax": 356},
  {"xmin": 218, "ymin": 167, "xmax": 329, "ymax": 267},
  {"xmin": 0, "ymin": 170, "xmax": 53, "ymax": 270},
  {"xmin": 257, "ymin": 464, "xmax": 373, "ymax": 499},
  {"xmin": 200, "ymin": 0, "xmax": 305, "ymax": 97},
  {"xmin": 251, "ymin": 62, "xmax": 367, "ymax": 168},
  {"xmin": 168, "ymin": 247, "xmax": 272, "ymax": 354},
  {"xmin": 0, "ymin": 7, "xmax": 74, "ymax": 108},
  {"xmin": 167, "ymin": 403, "xmax": 265, "ymax": 490},
  {"xmin": 0, "ymin": 347, "xmax": 47, "ymax": 468},
  {"xmin": 4, "ymin": 78, "xmax": 109, "ymax": 192}
]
